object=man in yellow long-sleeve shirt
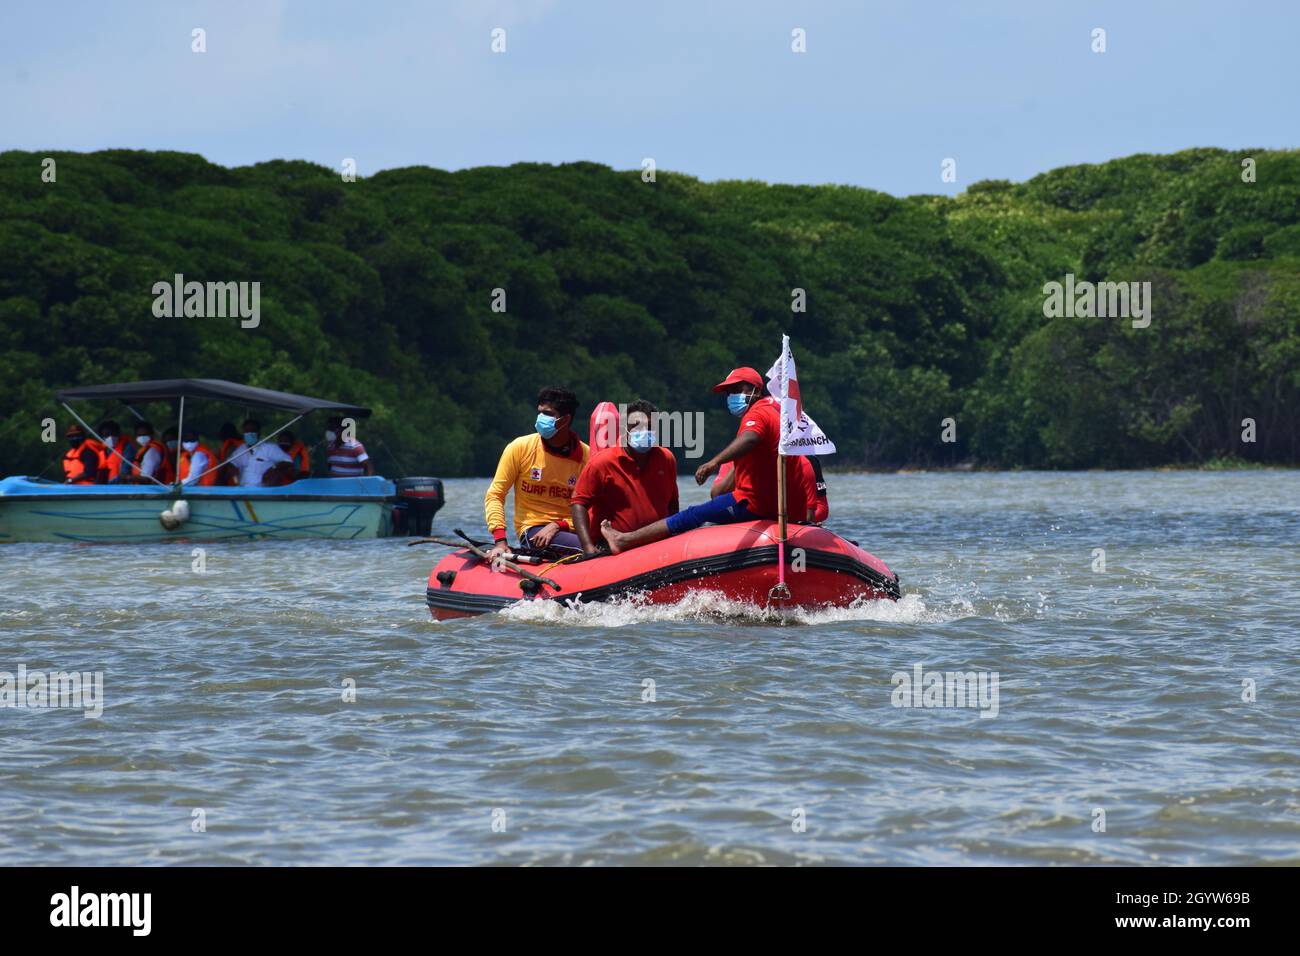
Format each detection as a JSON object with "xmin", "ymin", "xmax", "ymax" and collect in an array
[{"xmin": 486, "ymin": 386, "xmax": 590, "ymax": 559}]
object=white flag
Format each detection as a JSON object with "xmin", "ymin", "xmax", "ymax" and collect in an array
[{"xmin": 765, "ymin": 334, "xmax": 836, "ymax": 456}]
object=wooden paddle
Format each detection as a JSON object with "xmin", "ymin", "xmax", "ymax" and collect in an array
[
  {"xmin": 405, "ymin": 537, "xmax": 543, "ymax": 564},
  {"xmin": 452, "ymin": 528, "xmax": 562, "ymax": 592}
]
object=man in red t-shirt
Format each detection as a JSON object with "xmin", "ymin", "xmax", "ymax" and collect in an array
[
  {"xmin": 712, "ymin": 454, "xmax": 828, "ymax": 523},
  {"xmin": 602, "ymin": 367, "xmax": 805, "ymax": 554},
  {"xmin": 571, "ymin": 400, "xmax": 679, "ymax": 554}
]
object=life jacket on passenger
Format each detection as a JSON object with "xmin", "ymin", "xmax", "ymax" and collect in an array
[
  {"xmin": 62, "ymin": 441, "xmax": 104, "ymax": 484},
  {"xmin": 218, "ymin": 438, "xmax": 246, "ymax": 486},
  {"xmin": 101, "ymin": 437, "xmax": 137, "ymax": 481},
  {"xmin": 179, "ymin": 443, "xmax": 218, "ymax": 486},
  {"xmin": 281, "ymin": 440, "xmax": 311, "ymax": 477},
  {"xmin": 83, "ymin": 439, "xmax": 105, "ymax": 481},
  {"xmin": 132, "ymin": 438, "xmax": 172, "ymax": 484}
]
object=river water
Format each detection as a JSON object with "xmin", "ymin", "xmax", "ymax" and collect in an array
[{"xmin": 1, "ymin": 471, "xmax": 1297, "ymax": 865}]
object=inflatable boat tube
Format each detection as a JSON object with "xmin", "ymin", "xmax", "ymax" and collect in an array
[
  {"xmin": 589, "ymin": 401, "xmax": 620, "ymax": 452},
  {"xmin": 426, "ymin": 520, "xmax": 899, "ymax": 620}
]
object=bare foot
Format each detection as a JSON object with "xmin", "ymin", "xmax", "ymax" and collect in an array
[{"xmin": 601, "ymin": 519, "xmax": 630, "ymax": 555}]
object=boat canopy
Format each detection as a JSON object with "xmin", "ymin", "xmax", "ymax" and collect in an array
[{"xmin": 54, "ymin": 379, "xmax": 371, "ymax": 417}]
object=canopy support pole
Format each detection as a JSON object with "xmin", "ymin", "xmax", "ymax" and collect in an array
[{"xmin": 174, "ymin": 396, "xmax": 185, "ymax": 487}]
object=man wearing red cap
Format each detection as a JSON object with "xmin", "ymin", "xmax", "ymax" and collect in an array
[{"xmin": 602, "ymin": 367, "xmax": 808, "ymax": 554}]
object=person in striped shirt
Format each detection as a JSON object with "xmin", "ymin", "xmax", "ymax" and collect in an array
[{"xmin": 324, "ymin": 416, "xmax": 374, "ymax": 477}]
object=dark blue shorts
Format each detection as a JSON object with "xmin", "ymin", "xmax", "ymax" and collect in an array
[{"xmin": 664, "ymin": 492, "xmax": 756, "ymax": 535}]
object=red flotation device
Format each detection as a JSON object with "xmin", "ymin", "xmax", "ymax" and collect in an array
[
  {"xmin": 589, "ymin": 401, "xmax": 620, "ymax": 452},
  {"xmin": 426, "ymin": 520, "xmax": 899, "ymax": 620}
]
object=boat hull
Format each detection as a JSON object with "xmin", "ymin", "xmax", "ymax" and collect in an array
[
  {"xmin": 426, "ymin": 521, "xmax": 900, "ymax": 619},
  {"xmin": 0, "ymin": 476, "xmax": 396, "ymax": 543}
]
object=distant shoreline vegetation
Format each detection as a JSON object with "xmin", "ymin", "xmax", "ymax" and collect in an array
[
  {"xmin": 1, "ymin": 147, "xmax": 1297, "ymax": 477},
  {"xmin": 824, "ymin": 457, "xmax": 1289, "ymax": 475}
]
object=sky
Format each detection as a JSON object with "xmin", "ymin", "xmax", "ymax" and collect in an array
[{"xmin": 1, "ymin": 0, "xmax": 1296, "ymax": 196}]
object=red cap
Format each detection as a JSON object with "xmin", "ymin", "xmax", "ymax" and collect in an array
[{"xmin": 711, "ymin": 367, "xmax": 765, "ymax": 393}]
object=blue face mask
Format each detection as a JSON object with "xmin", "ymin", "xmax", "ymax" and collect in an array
[
  {"xmin": 726, "ymin": 392, "xmax": 751, "ymax": 417},
  {"xmin": 535, "ymin": 414, "xmax": 559, "ymax": 439},
  {"xmin": 243, "ymin": 432, "xmax": 258, "ymax": 445},
  {"xmin": 627, "ymin": 429, "xmax": 656, "ymax": 451}
]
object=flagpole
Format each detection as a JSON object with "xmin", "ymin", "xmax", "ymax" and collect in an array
[
  {"xmin": 770, "ymin": 453, "xmax": 791, "ymax": 602},
  {"xmin": 765, "ymin": 333, "xmax": 835, "ymax": 604},
  {"xmin": 778, "ymin": 449, "xmax": 788, "ymax": 551},
  {"xmin": 767, "ymin": 333, "xmax": 794, "ymax": 603}
]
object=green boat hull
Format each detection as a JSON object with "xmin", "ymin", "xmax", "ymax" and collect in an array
[{"xmin": 0, "ymin": 477, "xmax": 395, "ymax": 543}]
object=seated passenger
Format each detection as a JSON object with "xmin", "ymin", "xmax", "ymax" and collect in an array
[
  {"xmin": 62, "ymin": 424, "xmax": 104, "ymax": 484},
  {"xmin": 712, "ymin": 454, "xmax": 828, "ymax": 523},
  {"xmin": 161, "ymin": 428, "xmax": 180, "ymax": 472},
  {"xmin": 484, "ymin": 386, "xmax": 589, "ymax": 559},
  {"xmin": 602, "ymin": 366, "xmax": 807, "ymax": 554},
  {"xmin": 178, "ymin": 429, "xmax": 218, "ymax": 486},
  {"xmin": 98, "ymin": 420, "xmax": 138, "ymax": 483},
  {"xmin": 570, "ymin": 400, "xmax": 678, "ymax": 555},
  {"xmin": 216, "ymin": 422, "xmax": 246, "ymax": 486},
  {"xmin": 230, "ymin": 418, "xmax": 294, "ymax": 486},
  {"xmin": 129, "ymin": 420, "xmax": 172, "ymax": 484},
  {"xmin": 278, "ymin": 430, "xmax": 312, "ymax": 479}
]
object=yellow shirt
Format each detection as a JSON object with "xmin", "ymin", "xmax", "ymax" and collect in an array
[{"xmin": 485, "ymin": 434, "xmax": 590, "ymax": 540}]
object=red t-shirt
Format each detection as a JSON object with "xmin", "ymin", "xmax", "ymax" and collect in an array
[
  {"xmin": 732, "ymin": 397, "xmax": 809, "ymax": 521},
  {"xmin": 805, "ymin": 456, "xmax": 828, "ymax": 523},
  {"xmin": 571, "ymin": 445, "xmax": 679, "ymax": 538},
  {"xmin": 718, "ymin": 454, "xmax": 824, "ymax": 521}
]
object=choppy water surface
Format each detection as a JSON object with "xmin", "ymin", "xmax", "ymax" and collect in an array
[{"xmin": 2, "ymin": 471, "xmax": 1297, "ymax": 865}]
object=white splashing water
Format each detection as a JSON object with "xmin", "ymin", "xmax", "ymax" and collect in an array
[{"xmin": 498, "ymin": 589, "xmax": 972, "ymax": 628}]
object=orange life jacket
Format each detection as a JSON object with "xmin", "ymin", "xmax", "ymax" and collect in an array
[
  {"xmin": 86, "ymin": 439, "xmax": 106, "ymax": 482},
  {"xmin": 62, "ymin": 442, "xmax": 103, "ymax": 484},
  {"xmin": 132, "ymin": 438, "xmax": 172, "ymax": 483},
  {"xmin": 101, "ymin": 437, "xmax": 137, "ymax": 481},
  {"xmin": 161, "ymin": 445, "xmax": 178, "ymax": 484},
  {"xmin": 281, "ymin": 441, "xmax": 311, "ymax": 476},
  {"xmin": 179, "ymin": 442, "xmax": 218, "ymax": 486},
  {"xmin": 218, "ymin": 438, "xmax": 246, "ymax": 485}
]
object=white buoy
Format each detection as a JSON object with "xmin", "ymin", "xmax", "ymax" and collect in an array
[{"xmin": 159, "ymin": 499, "xmax": 190, "ymax": 530}]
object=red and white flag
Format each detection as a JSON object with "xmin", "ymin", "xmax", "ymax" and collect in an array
[{"xmin": 765, "ymin": 334, "xmax": 836, "ymax": 456}]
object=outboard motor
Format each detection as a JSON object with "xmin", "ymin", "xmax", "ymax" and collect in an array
[{"xmin": 393, "ymin": 477, "xmax": 445, "ymax": 536}]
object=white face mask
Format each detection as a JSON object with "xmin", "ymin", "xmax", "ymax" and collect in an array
[
  {"xmin": 136, "ymin": 435, "xmax": 151, "ymax": 445},
  {"xmin": 182, "ymin": 440, "xmax": 198, "ymax": 453},
  {"xmin": 325, "ymin": 430, "xmax": 338, "ymax": 443},
  {"xmin": 104, "ymin": 436, "xmax": 116, "ymax": 448}
]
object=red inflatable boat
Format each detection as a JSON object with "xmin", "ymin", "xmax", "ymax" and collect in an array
[{"xmin": 425, "ymin": 520, "xmax": 900, "ymax": 620}]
